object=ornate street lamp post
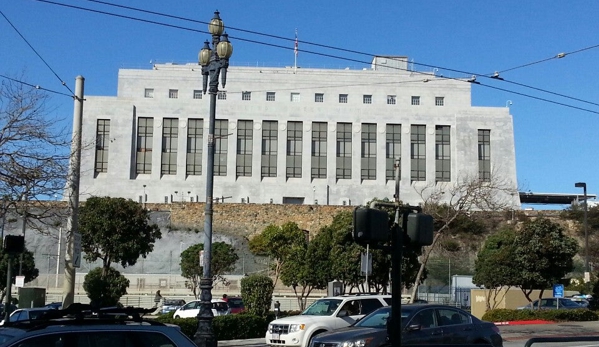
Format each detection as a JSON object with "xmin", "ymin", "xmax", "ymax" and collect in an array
[{"xmin": 194, "ymin": 10, "xmax": 233, "ymax": 347}]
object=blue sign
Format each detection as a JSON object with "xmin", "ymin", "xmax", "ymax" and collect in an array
[{"xmin": 553, "ymin": 284, "xmax": 564, "ymax": 298}]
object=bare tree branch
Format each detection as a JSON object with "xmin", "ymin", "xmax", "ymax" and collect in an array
[
  {"xmin": 408, "ymin": 169, "xmax": 518, "ymax": 302},
  {"xmin": 0, "ymin": 74, "xmax": 71, "ymax": 234}
]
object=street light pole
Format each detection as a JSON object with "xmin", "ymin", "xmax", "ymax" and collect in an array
[
  {"xmin": 575, "ymin": 182, "xmax": 590, "ymax": 285},
  {"xmin": 195, "ymin": 10, "xmax": 233, "ymax": 347}
]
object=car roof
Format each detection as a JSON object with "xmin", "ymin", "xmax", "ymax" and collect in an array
[
  {"xmin": 320, "ymin": 294, "xmax": 391, "ymax": 300},
  {"xmin": 188, "ymin": 299, "xmax": 227, "ymax": 303}
]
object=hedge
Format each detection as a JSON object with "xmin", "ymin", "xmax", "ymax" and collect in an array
[
  {"xmin": 154, "ymin": 311, "xmax": 295, "ymax": 340},
  {"xmin": 482, "ymin": 308, "xmax": 598, "ymax": 322}
]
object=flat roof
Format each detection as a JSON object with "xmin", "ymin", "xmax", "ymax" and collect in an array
[{"xmin": 519, "ymin": 192, "xmax": 597, "ymax": 205}]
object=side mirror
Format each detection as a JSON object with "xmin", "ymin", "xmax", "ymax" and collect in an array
[
  {"xmin": 406, "ymin": 324, "xmax": 422, "ymax": 332},
  {"xmin": 338, "ymin": 309, "xmax": 349, "ymax": 317}
]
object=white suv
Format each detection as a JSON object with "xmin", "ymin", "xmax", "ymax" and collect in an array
[{"xmin": 265, "ymin": 294, "xmax": 391, "ymax": 347}]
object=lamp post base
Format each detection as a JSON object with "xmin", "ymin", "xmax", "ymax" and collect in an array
[{"xmin": 194, "ymin": 277, "xmax": 216, "ymax": 347}]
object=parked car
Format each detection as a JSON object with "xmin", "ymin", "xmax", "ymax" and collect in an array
[
  {"xmin": 266, "ymin": 294, "xmax": 391, "ymax": 347},
  {"xmin": 4, "ymin": 308, "xmax": 55, "ymax": 324},
  {"xmin": 173, "ymin": 299, "xmax": 229, "ymax": 319},
  {"xmin": 227, "ymin": 296, "xmax": 244, "ymax": 314},
  {"xmin": 161, "ymin": 299, "xmax": 186, "ymax": 315},
  {"xmin": 310, "ymin": 304, "xmax": 503, "ymax": 347},
  {"xmin": 0, "ymin": 305, "xmax": 197, "ymax": 347},
  {"xmin": 517, "ymin": 297, "xmax": 585, "ymax": 310},
  {"xmin": 43, "ymin": 302, "xmax": 62, "ymax": 310},
  {"xmin": 569, "ymin": 297, "xmax": 590, "ymax": 308}
]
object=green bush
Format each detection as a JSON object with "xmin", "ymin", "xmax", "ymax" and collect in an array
[
  {"xmin": 154, "ymin": 316, "xmax": 199, "ymax": 339},
  {"xmin": 536, "ymin": 309, "xmax": 598, "ymax": 322},
  {"xmin": 481, "ymin": 309, "xmax": 536, "ymax": 322},
  {"xmin": 83, "ymin": 267, "xmax": 129, "ymax": 306},
  {"xmin": 482, "ymin": 308, "xmax": 598, "ymax": 322},
  {"xmin": 240, "ymin": 274, "xmax": 274, "ymax": 317},
  {"xmin": 154, "ymin": 314, "xmax": 270, "ymax": 340}
]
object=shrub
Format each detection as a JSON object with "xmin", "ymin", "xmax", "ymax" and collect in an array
[
  {"xmin": 482, "ymin": 308, "xmax": 598, "ymax": 322},
  {"xmin": 536, "ymin": 309, "xmax": 598, "ymax": 322},
  {"xmin": 154, "ymin": 317, "xmax": 199, "ymax": 338},
  {"xmin": 481, "ymin": 309, "xmax": 536, "ymax": 322},
  {"xmin": 240, "ymin": 274, "xmax": 274, "ymax": 317},
  {"xmin": 154, "ymin": 314, "xmax": 269, "ymax": 340},
  {"xmin": 83, "ymin": 267, "xmax": 129, "ymax": 306}
]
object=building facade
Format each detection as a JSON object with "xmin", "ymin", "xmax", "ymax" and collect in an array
[{"xmin": 80, "ymin": 56, "xmax": 519, "ymax": 208}]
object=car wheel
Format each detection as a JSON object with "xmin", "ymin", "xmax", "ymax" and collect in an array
[{"xmin": 174, "ymin": 315, "xmax": 180, "ymax": 319}]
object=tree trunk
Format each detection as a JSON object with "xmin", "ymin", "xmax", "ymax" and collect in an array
[{"xmin": 409, "ymin": 231, "xmax": 443, "ymax": 302}]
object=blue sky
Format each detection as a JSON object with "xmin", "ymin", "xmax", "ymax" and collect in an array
[{"xmin": 2, "ymin": 1, "xmax": 599, "ymax": 208}]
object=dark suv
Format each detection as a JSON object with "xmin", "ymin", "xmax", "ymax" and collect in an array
[{"xmin": 0, "ymin": 304, "xmax": 197, "ymax": 347}]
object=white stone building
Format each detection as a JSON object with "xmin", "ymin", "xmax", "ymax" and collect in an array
[{"xmin": 80, "ymin": 56, "xmax": 519, "ymax": 208}]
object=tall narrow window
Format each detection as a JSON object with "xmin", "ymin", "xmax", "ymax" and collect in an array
[
  {"xmin": 261, "ymin": 121, "xmax": 278, "ymax": 178},
  {"xmin": 266, "ymin": 92, "xmax": 276, "ymax": 101},
  {"xmin": 136, "ymin": 117, "xmax": 153, "ymax": 174},
  {"xmin": 186, "ymin": 119, "xmax": 203, "ymax": 176},
  {"xmin": 435, "ymin": 125, "xmax": 451, "ymax": 182},
  {"xmin": 478, "ymin": 129, "xmax": 491, "ymax": 181},
  {"xmin": 94, "ymin": 119, "xmax": 110, "ymax": 174},
  {"xmin": 336, "ymin": 122, "xmax": 352, "ymax": 179},
  {"xmin": 161, "ymin": 118, "xmax": 178, "ymax": 175},
  {"xmin": 386, "ymin": 124, "xmax": 401, "ymax": 180},
  {"xmin": 311, "ymin": 122, "xmax": 327, "ymax": 179},
  {"xmin": 361, "ymin": 123, "xmax": 376, "ymax": 180},
  {"xmin": 236, "ymin": 120, "xmax": 253, "ymax": 177},
  {"xmin": 214, "ymin": 119, "xmax": 228, "ymax": 176},
  {"xmin": 411, "ymin": 125, "xmax": 426, "ymax": 182},
  {"xmin": 286, "ymin": 121, "xmax": 302, "ymax": 178}
]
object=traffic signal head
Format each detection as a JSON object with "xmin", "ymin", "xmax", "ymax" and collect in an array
[
  {"xmin": 353, "ymin": 207, "xmax": 390, "ymax": 244},
  {"xmin": 406, "ymin": 213, "xmax": 434, "ymax": 246},
  {"xmin": 4, "ymin": 235, "xmax": 25, "ymax": 254}
]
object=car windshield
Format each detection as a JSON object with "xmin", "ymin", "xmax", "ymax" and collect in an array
[
  {"xmin": 355, "ymin": 307, "xmax": 391, "ymax": 328},
  {"xmin": 354, "ymin": 306, "xmax": 414, "ymax": 328},
  {"xmin": 302, "ymin": 299, "xmax": 342, "ymax": 316},
  {"xmin": 213, "ymin": 302, "xmax": 229, "ymax": 311},
  {"xmin": 228, "ymin": 298, "xmax": 243, "ymax": 308}
]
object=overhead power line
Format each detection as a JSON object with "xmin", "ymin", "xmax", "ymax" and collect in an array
[
  {"xmin": 22, "ymin": 0, "xmax": 599, "ymax": 114},
  {"xmin": 0, "ymin": 74, "xmax": 74, "ymax": 97},
  {"xmin": 495, "ymin": 44, "xmax": 599, "ymax": 75},
  {"xmin": 0, "ymin": 10, "xmax": 74, "ymax": 96}
]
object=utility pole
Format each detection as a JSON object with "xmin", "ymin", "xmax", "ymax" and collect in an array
[
  {"xmin": 18, "ymin": 183, "xmax": 27, "ymax": 276},
  {"xmin": 62, "ymin": 76, "xmax": 84, "ymax": 308}
]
